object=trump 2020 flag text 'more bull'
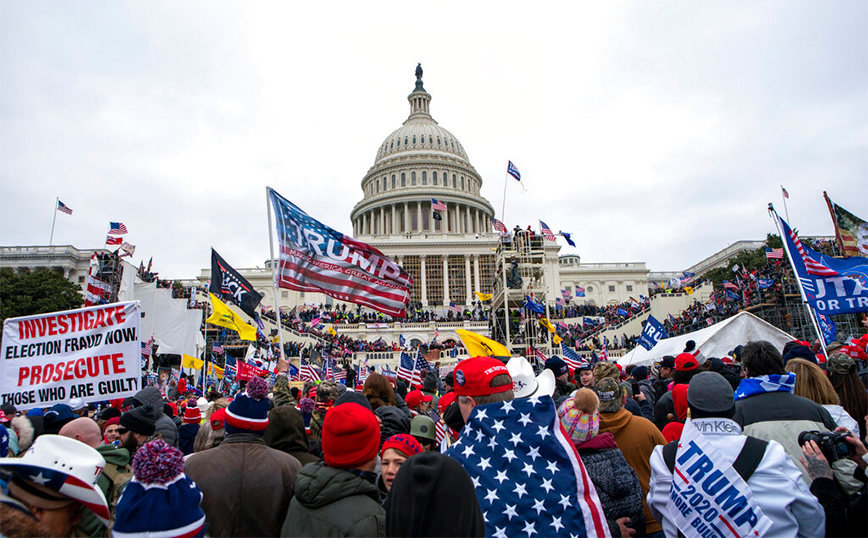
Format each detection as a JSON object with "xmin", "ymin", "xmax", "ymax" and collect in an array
[
  {"xmin": 210, "ymin": 248, "xmax": 263, "ymax": 319},
  {"xmin": 268, "ymin": 188, "xmax": 412, "ymax": 318},
  {"xmin": 446, "ymin": 396, "xmax": 610, "ymax": 538},
  {"xmin": 776, "ymin": 211, "xmax": 868, "ymax": 315},
  {"xmin": 638, "ymin": 315, "xmax": 668, "ymax": 351}
]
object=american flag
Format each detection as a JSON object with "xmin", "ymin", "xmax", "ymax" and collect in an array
[
  {"xmin": 397, "ymin": 352, "xmax": 416, "ymax": 384},
  {"xmin": 108, "ymin": 222, "xmax": 128, "ymax": 235},
  {"xmin": 434, "ymin": 418, "xmax": 448, "ymax": 445},
  {"xmin": 431, "ymin": 198, "xmax": 447, "ymax": 211},
  {"xmin": 539, "ymin": 220, "xmax": 556, "ymax": 241},
  {"xmin": 322, "ymin": 357, "xmax": 333, "ymax": 380},
  {"xmin": 777, "ymin": 214, "xmax": 839, "ymax": 277},
  {"xmin": 492, "ymin": 218, "xmax": 509, "ymax": 236},
  {"xmin": 449, "ymin": 301, "xmax": 463, "ymax": 313},
  {"xmin": 599, "ymin": 342, "xmax": 608, "ymax": 362},
  {"xmin": 446, "ymin": 397, "xmax": 610, "ymax": 538},
  {"xmin": 781, "ymin": 185, "xmax": 789, "ymax": 200},
  {"xmin": 507, "ymin": 161, "xmax": 521, "ymax": 182},
  {"xmin": 299, "ymin": 358, "xmax": 321, "ymax": 382},
  {"xmin": 57, "ymin": 200, "xmax": 73, "ymax": 215},
  {"xmin": 555, "ymin": 297, "xmax": 565, "ymax": 307},
  {"xmin": 334, "ymin": 367, "xmax": 347, "ymax": 382},
  {"xmin": 105, "ymin": 236, "xmax": 122, "ymax": 245},
  {"xmin": 84, "ymin": 276, "xmax": 111, "ymax": 306},
  {"xmin": 561, "ymin": 343, "xmax": 586, "ymax": 370},
  {"xmin": 765, "ymin": 247, "xmax": 784, "ymax": 259},
  {"xmin": 141, "ymin": 336, "xmax": 154, "ymax": 358},
  {"xmin": 269, "ymin": 188, "xmax": 412, "ymax": 318},
  {"xmin": 212, "ymin": 344, "xmax": 224, "ymax": 355},
  {"xmin": 722, "ymin": 280, "xmax": 739, "ymax": 290},
  {"xmin": 529, "ymin": 346, "xmax": 547, "ymax": 368}
]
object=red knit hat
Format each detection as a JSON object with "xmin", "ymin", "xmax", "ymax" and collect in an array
[
  {"xmin": 380, "ymin": 434, "xmax": 424, "ymax": 458},
  {"xmin": 453, "ymin": 357, "xmax": 511, "ymax": 397},
  {"xmin": 675, "ymin": 352, "xmax": 699, "ymax": 372},
  {"xmin": 182, "ymin": 400, "xmax": 202, "ymax": 424},
  {"xmin": 437, "ymin": 391, "xmax": 457, "ymax": 413},
  {"xmin": 321, "ymin": 402, "xmax": 380, "ymax": 469}
]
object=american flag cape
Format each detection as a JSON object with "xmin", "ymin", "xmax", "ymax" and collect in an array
[
  {"xmin": 446, "ymin": 397, "xmax": 610, "ymax": 538},
  {"xmin": 268, "ymin": 187, "xmax": 412, "ymax": 318}
]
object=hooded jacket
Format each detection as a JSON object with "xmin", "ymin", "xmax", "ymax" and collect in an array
[
  {"xmin": 133, "ymin": 386, "xmax": 178, "ymax": 447},
  {"xmin": 264, "ymin": 406, "xmax": 320, "ymax": 466},
  {"xmin": 281, "ymin": 462, "xmax": 385, "ymax": 537},
  {"xmin": 385, "ymin": 451, "xmax": 485, "ymax": 537},
  {"xmin": 575, "ymin": 432, "xmax": 645, "ymax": 536},
  {"xmin": 599, "ymin": 408, "xmax": 666, "ymax": 534}
]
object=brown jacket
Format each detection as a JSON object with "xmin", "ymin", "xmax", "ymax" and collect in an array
[
  {"xmin": 186, "ymin": 433, "xmax": 302, "ymax": 537},
  {"xmin": 599, "ymin": 407, "xmax": 666, "ymax": 534}
]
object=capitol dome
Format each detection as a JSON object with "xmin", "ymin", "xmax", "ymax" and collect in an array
[{"xmin": 351, "ymin": 65, "xmax": 494, "ymax": 240}]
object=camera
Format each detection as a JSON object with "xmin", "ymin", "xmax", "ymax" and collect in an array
[{"xmin": 798, "ymin": 430, "xmax": 855, "ymax": 463}]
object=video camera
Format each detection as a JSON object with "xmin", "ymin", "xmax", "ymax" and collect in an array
[{"xmin": 798, "ymin": 430, "xmax": 855, "ymax": 463}]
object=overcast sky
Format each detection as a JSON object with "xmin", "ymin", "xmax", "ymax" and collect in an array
[{"xmin": 2, "ymin": 1, "xmax": 866, "ymax": 279}]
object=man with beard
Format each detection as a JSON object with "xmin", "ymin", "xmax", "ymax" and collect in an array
[{"xmin": 117, "ymin": 405, "xmax": 157, "ymax": 456}]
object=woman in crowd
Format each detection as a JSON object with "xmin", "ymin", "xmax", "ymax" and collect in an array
[
  {"xmin": 826, "ymin": 352, "xmax": 868, "ymax": 441},
  {"xmin": 364, "ymin": 373, "xmax": 397, "ymax": 411},
  {"xmin": 786, "ymin": 358, "xmax": 860, "ymax": 436},
  {"xmin": 378, "ymin": 434, "xmax": 423, "ymax": 498},
  {"xmin": 558, "ymin": 388, "xmax": 645, "ymax": 537}
]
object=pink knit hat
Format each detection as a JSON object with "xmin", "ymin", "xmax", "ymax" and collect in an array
[{"xmin": 557, "ymin": 389, "xmax": 600, "ymax": 443}]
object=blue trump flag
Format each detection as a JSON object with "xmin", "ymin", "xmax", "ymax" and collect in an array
[
  {"xmin": 777, "ymin": 212, "xmax": 868, "ymax": 315},
  {"xmin": 638, "ymin": 315, "xmax": 668, "ymax": 351},
  {"xmin": 757, "ymin": 278, "xmax": 774, "ymax": 290},
  {"xmin": 816, "ymin": 313, "xmax": 837, "ymax": 347},
  {"xmin": 523, "ymin": 296, "xmax": 546, "ymax": 314}
]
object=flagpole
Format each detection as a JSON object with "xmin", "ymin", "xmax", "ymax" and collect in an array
[
  {"xmin": 265, "ymin": 187, "xmax": 288, "ymax": 369},
  {"xmin": 768, "ymin": 204, "xmax": 826, "ymax": 349},
  {"xmin": 500, "ymin": 171, "xmax": 508, "ymax": 225},
  {"xmin": 49, "ymin": 197, "xmax": 58, "ymax": 246},
  {"xmin": 780, "ymin": 186, "xmax": 790, "ymax": 224}
]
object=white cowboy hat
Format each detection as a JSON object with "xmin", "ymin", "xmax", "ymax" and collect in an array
[
  {"xmin": 0, "ymin": 434, "xmax": 110, "ymax": 526},
  {"xmin": 506, "ymin": 356, "xmax": 556, "ymax": 399}
]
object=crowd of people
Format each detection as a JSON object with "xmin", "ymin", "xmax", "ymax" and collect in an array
[{"xmin": 2, "ymin": 325, "xmax": 867, "ymax": 537}]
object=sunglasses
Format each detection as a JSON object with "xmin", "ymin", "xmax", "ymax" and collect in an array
[{"xmin": 117, "ymin": 427, "xmax": 130, "ymax": 435}]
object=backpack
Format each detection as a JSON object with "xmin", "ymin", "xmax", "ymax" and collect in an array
[{"xmin": 100, "ymin": 462, "xmax": 132, "ymax": 520}]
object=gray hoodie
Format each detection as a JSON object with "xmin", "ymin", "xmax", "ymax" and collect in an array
[{"xmin": 133, "ymin": 386, "xmax": 179, "ymax": 447}]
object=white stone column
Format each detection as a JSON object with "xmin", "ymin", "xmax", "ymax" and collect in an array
[
  {"xmin": 380, "ymin": 207, "xmax": 385, "ymax": 235},
  {"xmin": 403, "ymin": 202, "xmax": 409, "ymax": 233},
  {"xmin": 416, "ymin": 201, "xmax": 422, "ymax": 232},
  {"xmin": 392, "ymin": 204, "xmax": 398, "ymax": 234},
  {"xmin": 464, "ymin": 254, "xmax": 472, "ymax": 304},
  {"xmin": 473, "ymin": 254, "xmax": 480, "ymax": 294},
  {"xmin": 420, "ymin": 255, "xmax": 428, "ymax": 307},
  {"xmin": 442, "ymin": 255, "xmax": 450, "ymax": 305}
]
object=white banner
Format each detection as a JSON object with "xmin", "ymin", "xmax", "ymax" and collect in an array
[
  {"xmin": 1, "ymin": 302, "xmax": 141, "ymax": 410},
  {"xmin": 668, "ymin": 419, "xmax": 772, "ymax": 538}
]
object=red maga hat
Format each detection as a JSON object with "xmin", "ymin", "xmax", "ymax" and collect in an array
[{"xmin": 453, "ymin": 357, "xmax": 511, "ymax": 397}]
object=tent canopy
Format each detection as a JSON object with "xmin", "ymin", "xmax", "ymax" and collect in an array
[{"xmin": 617, "ymin": 311, "xmax": 795, "ymax": 368}]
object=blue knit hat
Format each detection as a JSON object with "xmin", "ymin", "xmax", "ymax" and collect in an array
[
  {"xmin": 225, "ymin": 377, "xmax": 270, "ymax": 436},
  {"xmin": 113, "ymin": 439, "xmax": 205, "ymax": 538}
]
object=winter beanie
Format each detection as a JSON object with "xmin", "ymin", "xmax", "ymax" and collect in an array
[
  {"xmin": 113, "ymin": 439, "xmax": 205, "ymax": 538},
  {"xmin": 225, "ymin": 377, "xmax": 270, "ymax": 436},
  {"xmin": 182, "ymin": 399, "xmax": 202, "ymax": 424},
  {"xmin": 380, "ymin": 433, "xmax": 424, "ymax": 458},
  {"xmin": 557, "ymin": 389, "xmax": 600, "ymax": 443},
  {"xmin": 321, "ymin": 402, "xmax": 380, "ymax": 469}
]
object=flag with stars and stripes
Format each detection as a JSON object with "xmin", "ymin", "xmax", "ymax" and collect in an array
[
  {"xmin": 397, "ymin": 352, "xmax": 416, "ymax": 384},
  {"xmin": 492, "ymin": 218, "xmax": 510, "ymax": 236},
  {"xmin": 299, "ymin": 358, "xmax": 321, "ymax": 382},
  {"xmin": 268, "ymin": 187, "xmax": 412, "ymax": 318},
  {"xmin": 561, "ymin": 343, "xmax": 586, "ymax": 371},
  {"xmin": 539, "ymin": 220, "xmax": 557, "ymax": 242},
  {"xmin": 446, "ymin": 396, "xmax": 610, "ymax": 538}
]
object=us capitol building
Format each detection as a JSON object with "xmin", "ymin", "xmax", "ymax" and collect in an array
[{"xmin": 2, "ymin": 67, "xmax": 657, "ymax": 320}]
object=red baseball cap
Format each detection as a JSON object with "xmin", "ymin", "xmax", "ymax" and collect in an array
[
  {"xmin": 438, "ymin": 391, "xmax": 457, "ymax": 412},
  {"xmin": 453, "ymin": 357, "xmax": 511, "ymax": 397},
  {"xmin": 675, "ymin": 352, "xmax": 699, "ymax": 372},
  {"xmin": 405, "ymin": 390, "xmax": 432, "ymax": 409},
  {"xmin": 840, "ymin": 345, "xmax": 867, "ymax": 361}
]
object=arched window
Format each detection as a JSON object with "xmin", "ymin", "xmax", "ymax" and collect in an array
[
  {"xmin": 392, "ymin": 175, "xmax": 396, "ymax": 188},
  {"xmin": 412, "ymin": 135, "xmax": 416, "ymax": 144},
  {"xmin": 452, "ymin": 174, "xmax": 457, "ymax": 187},
  {"xmin": 404, "ymin": 137, "xmax": 408, "ymax": 146},
  {"xmin": 433, "ymin": 171, "xmax": 438, "ymax": 185},
  {"xmin": 411, "ymin": 172, "xmax": 416, "ymax": 186},
  {"xmin": 460, "ymin": 176, "xmax": 465, "ymax": 189},
  {"xmin": 422, "ymin": 171, "xmax": 427, "ymax": 185},
  {"xmin": 401, "ymin": 173, "xmax": 406, "ymax": 186},
  {"xmin": 383, "ymin": 177, "xmax": 387, "ymax": 191}
]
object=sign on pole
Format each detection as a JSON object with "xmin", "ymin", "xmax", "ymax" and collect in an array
[{"xmin": 1, "ymin": 302, "xmax": 141, "ymax": 410}]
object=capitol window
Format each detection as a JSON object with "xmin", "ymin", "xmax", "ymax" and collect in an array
[
  {"xmin": 383, "ymin": 177, "xmax": 387, "ymax": 191},
  {"xmin": 397, "ymin": 139, "xmax": 400, "ymax": 147},
  {"xmin": 405, "ymin": 137, "xmax": 408, "ymax": 145},
  {"xmin": 412, "ymin": 136, "xmax": 416, "ymax": 144},
  {"xmin": 392, "ymin": 175, "xmax": 396, "ymax": 188},
  {"xmin": 429, "ymin": 136, "xmax": 433, "ymax": 144},
  {"xmin": 390, "ymin": 141, "xmax": 394, "ymax": 149},
  {"xmin": 401, "ymin": 173, "xmax": 406, "ymax": 186},
  {"xmin": 626, "ymin": 285, "xmax": 633, "ymax": 292},
  {"xmin": 422, "ymin": 171, "xmax": 427, "ymax": 185},
  {"xmin": 452, "ymin": 174, "xmax": 457, "ymax": 187},
  {"xmin": 411, "ymin": 172, "xmax": 417, "ymax": 185},
  {"xmin": 433, "ymin": 171, "xmax": 438, "ymax": 185},
  {"xmin": 437, "ymin": 137, "xmax": 441, "ymax": 145},
  {"xmin": 461, "ymin": 176, "xmax": 465, "ymax": 189},
  {"xmin": 608, "ymin": 285, "xmax": 615, "ymax": 292}
]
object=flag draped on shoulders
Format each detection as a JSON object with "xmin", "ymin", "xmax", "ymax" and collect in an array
[
  {"xmin": 446, "ymin": 397, "xmax": 610, "ymax": 538},
  {"xmin": 268, "ymin": 187, "xmax": 412, "ymax": 318},
  {"xmin": 207, "ymin": 293, "xmax": 257, "ymax": 341}
]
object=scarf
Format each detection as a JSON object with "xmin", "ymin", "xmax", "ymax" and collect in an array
[{"xmin": 734, "ymin": 372, "xmax": 796, "ymax": 401}]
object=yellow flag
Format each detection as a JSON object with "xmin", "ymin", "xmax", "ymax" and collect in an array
[
  {"xmin": 207, "ymin": 293, "xmax": 257, "ymax": 341},
  {"xmin": 182, "ymin": 354, "xmax": 204, "ymax": 370},
  {"xmin": 553, "ymin": 334, "xmax": 562, "ymax": 345},
  {"xmin": 685, "ymin": 286, "xmax": 694, "ymax": 295},
  {"xmin": 208, "ymin": 362, "xmax": 224, "ymax": 379},
  {"xmin": 328, "ymin": 326, "xmax": 337, "ymax": 337},
  {"xmin": 539, "ymin": 317, "xmax": 556, "ymax": 334},
  {"xmin": 474, "ymin": 291, "xmax": 492, "ymax": 302},
  {"xmin": 455, "ymin": 329, "xmax": 511, "ymax": 359}
]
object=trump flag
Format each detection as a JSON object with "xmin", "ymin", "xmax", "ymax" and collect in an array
[{"xmin": 268, "ymin": 188, "xmax": 412, "ymax": 318}]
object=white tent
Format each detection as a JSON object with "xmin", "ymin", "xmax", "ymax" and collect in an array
[{"xmin": 617, "ymin": 311, "xmax": 796, "ymax": 367}]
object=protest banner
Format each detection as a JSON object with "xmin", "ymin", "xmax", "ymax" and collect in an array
[{"xmin": 1, "ymin": 302, "xmax": 141, "ymax": 410}]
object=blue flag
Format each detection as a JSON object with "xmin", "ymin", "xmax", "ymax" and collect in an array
[
  {"xmin": 777, "ymin": 212, "xmax": 868, "ymax": 314},
  {"xmin": 616, "ymin": 308, "xmax": 628, "ymax": 316},
  {"xmin": 816, "ymin": 313, "xmax": 837, "ymax": 347},
  {"xmin": 582, "ymin": 317, "xmax": 598, "ymax": 327},
  {"xmin": 757, "ymin": 278, "xmax": 774, "ymax": 290},
  {"xmin": 725, "ymin": 290, "xmax": 741, "ymax": 301},
  {"xmin": 637, "ymin": 315, "xmax": 668, "ymax": 351},
  {"xmin": 560, "ymin": 231, "xmax": 576, "ymax": 247},
  {"xmin": 523, "ymin": 296, "xmax": 545, "ymax": 314},
  {"xmin": 399, "ymin": 334, "xmax": 406, "ymax": 348}
]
